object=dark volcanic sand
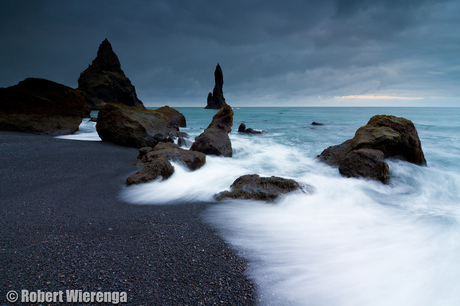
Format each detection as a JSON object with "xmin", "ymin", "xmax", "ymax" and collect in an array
[{"xmin": 0, "ymin": 131, "xmax": 255, "ymax": 305}]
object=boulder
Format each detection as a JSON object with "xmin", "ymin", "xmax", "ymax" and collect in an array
[
  {"xmin": 352, "ymin": 115, "xmax": 426, "ymax": 165},
  {"xmin": 238, "ymin": 122, "xmax": 264, "ymax": 134},
  {"xmin": 215, "ymin": 174, "xmax": 307, "ymax": 202},
  {"xmin": 339, "ymin": 149, "xmax": 390, "ymax": 184},
  {"xmin": 78, "ymin": 39, "xmax": 144, "ymax": 110},
  {"xmin": 190, "ymin": 104, "xmax": 233, "ymax": 157},
  {"xmin": 139, "ymin": 142, "xmax": 206, "ymax": 171},
  {"xmin": 0, "ymin": 78, "xmax": 88, "ymax": 135},
  {"xmin": 205, "ymin": 63, "xmax": 227, "ymax": 109},
  {"xmin": 318, "ymin": 114, "xmax": 426, "ymax": 182},
  {"xmin": 155, "ymin": 106, "xmax": 186, "ymax": 127},
  {"xmin": 312, "ymin": 122, "xmax": 324, "ymax": 126},
  {"xmin": 96, "ymin": 103, "xmax": 186, "ymax": 148},
  {"xmin": 126, "ymin": 157, "xmax": 174, "ymax": 185}
]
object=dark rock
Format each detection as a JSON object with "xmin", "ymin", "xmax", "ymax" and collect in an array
[
  {"xmin": 205, "ymin": 64, "xmax": 227, "ymax": 109},
  {"xmin": 215, "ymin": 174, "xmax": 307, "ymax": 202},
  {"xmin": 0, "ymin": 78, "xmax": 88, "ymax": 135},
  {"xmin": 339, "ymin": 149, "xmax": 390, "ymax": 184},
  {"xmin": 154, "ymin": 105, "xmax": 186, "ymax": 127},
  {"xmin": 96, "ymin": 103, "xmax": 186, "ymax": 148},
  {"xmin": 139, "ymin": 142, "xmax": 206, "ymax": 171},
  {"xmin": 126, "ymin": 157, "xmax": 174, "ymax": 185},
  {"xmin": 238, "ymin": 122, "xmax": 264, "ymax": 134},
  {"xmin": 312, "ymin": 122, "xmax": 324, "ymax": 126},
  {"xmin": 352, "ymin": 115, "xmax": 426, "ymax": 165},
  {"xmin": 78, "ymin": 39, "xmax": 144, "ymax": 110},
  {"xmin": 89, "ymin": 117, "xmax": 97, "ymax": 122},
  {"xmin": 317, "ymin": 139, "xmax": 353, "ymax": 166},
  {"xmin": 318, "ymin": 114, "xmax": 426, "ymax": 183},
  {"xmin": 190, "ymin": 105, "xmax": 233, "ymax": 157}
]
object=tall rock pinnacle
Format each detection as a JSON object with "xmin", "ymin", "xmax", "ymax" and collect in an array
[
  {"xmin": 205, "ymin": 63, "xmax": 227, "ymax": 109},
  {"xmin": 78, "ymin": 39, "xmax": 144, "ymax": 110}
]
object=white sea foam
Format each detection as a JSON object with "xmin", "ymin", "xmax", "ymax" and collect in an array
[
  {"xmin": 118, "ymin": 107, "xmax": 460, "ymax": 305},
  {"xmin": 55, "ymin": 118, "xmax": 101, "ymax": 141}
]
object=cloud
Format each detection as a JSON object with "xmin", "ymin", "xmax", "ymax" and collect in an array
[
  {"xmin": 0, "ymin": 0, "xmax": 459, "ymax": 106},
  {"xmin": 336, "ymin": 95, "xmax": 423, "ymax": 100}
]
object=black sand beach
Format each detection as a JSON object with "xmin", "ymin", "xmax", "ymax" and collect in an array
[{"xmin": 0, "ymin": 131, "xmax": 255, "ymax": 305}]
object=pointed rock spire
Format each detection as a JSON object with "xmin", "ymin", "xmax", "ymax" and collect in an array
[
  {"xmin": 78, "ymin": 38, "xmax": 144, "ymax": 110},
  {"xmin": 205, "ymin": 63, "xmax": 227, "ymax": 109}
]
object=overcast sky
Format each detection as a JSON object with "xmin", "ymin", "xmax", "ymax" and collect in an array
[{"xmin": 1, "ymin": 0, "xmax": 459, "ymax": 107}]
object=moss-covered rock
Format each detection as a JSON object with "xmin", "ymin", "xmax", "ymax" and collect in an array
[
  {"xmin": 126, "ymin": 157, "xmax": 174, "ymax": 185},
  {"xmin": 190, "ymin": 104, "xmax": 233, "ymax": 157},
  {"xmin": 96, "ymin": 103, "xmax": 186, "ymax": 148},
  {"xmin": 318, "ymin": 114, "xmax": 426, "ymax": 183}
]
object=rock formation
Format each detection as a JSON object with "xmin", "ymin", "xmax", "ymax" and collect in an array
[
  {"xmin": 96, "ymin": 103, "xmax": 186, "ymax": 148},
  {"xmin": 126, "ymin": 157, "xmax": 174, "ymax": 185},
  {"xmin": 138, "ymin": 142, "xmax": 206, "ymax": 171},
  {"xmin": 190, "ymin": 104, "xmax": 233, "ymax": 157},
  {"xmin": 318, "ymin": 114, "xmax": 426, "ymax": 183},
  {"xmin": 237, "ymin": 122, "xmax": 264, "ymax": 134},
  {"xmin": 78, "ymin": 39, "xmax": 144, "ymax": 110},
  {"xmin": 205, "ymin": 64, "xmax": 227, "ymax": 109},
  {"xmin": 126, "ymin": 142, "xmax": 206, "ymax": 185},
  {"xmin": 214, "ymin": 174, "xmax": 307, "ymax": 202},
  {"xmin": 0, "ymin": 78, "xmax": 88, "ymax": 135}
]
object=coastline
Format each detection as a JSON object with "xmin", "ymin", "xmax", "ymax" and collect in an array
[{"xmin": 0, "ymin": 131, "xmax": 255, "ymax": 305}]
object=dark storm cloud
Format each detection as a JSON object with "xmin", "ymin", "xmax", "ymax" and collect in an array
[{"xmin": 1, "ymin": 0, "xmax": 459, "ymax": 106}]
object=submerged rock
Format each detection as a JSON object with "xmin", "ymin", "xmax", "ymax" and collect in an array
[
  {"xmin": 126, "ymin": 157, "xmax": 174, "ymax": 185},
  {"xmin": 215, "ymin": 174, "xmax": 307, "ymax": 202},
  {"xmin": 238, "ymin": 122, "xmax": 264, "ymax": 134},
  {"xmin": 78, "ymin": 39, "xmax": 144, "ymax": 110},
  {"xmin": 0, "ymin": 78, "xmax": 88, "ymax": 135},
  {"xmin": 139, "ymin": 142, "xmax": 206, "ymax": 171},
  {"xmin": 190, "ymin": 104, "xmax": 233, "ymax": 157},
  {"xmin": 205, "ymin": 63, "xmax": 227, "ymax": 109},
  {"xmin": 318, "ymin": 114, "xmax": 426, "ymax": 183},
  {"xmin": 96, "ymin": 103, "xmax": 186, "ymax": 148}
]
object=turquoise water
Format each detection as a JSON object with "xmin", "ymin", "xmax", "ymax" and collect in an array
[{"xmin": 60, "ymin": 107, "xmax": 460, "ymax": 305}]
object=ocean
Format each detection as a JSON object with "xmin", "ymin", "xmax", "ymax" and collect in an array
[{"xmin": 58, "ymin": 107, "xmax": 460, "ymax": 305}]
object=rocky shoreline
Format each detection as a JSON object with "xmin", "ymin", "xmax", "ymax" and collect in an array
[{"xmin": 0, "ymin": 131, "xmax": 256, "ymax": 305}]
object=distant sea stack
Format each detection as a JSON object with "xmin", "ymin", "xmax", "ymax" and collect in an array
[
  {"xmin": 78, "ymin": 39, "xmax": 144, "ymax": 110},
  {"xmin": 205, "ymin": 63, "xmax": 227, "ymax": 109}
]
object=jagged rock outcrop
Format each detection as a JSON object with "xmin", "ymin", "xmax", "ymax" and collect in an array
[
  {"xmin": 205, "ymin": 64, "xmax": 227, "ymax": 109},
  {"xmin": 138, "ymin": 142, "xmax": 206, "ymax": 171},
  {"xmin": 190, "ymin": 104, "xmax": 233, "ymax": 157},
  {"xmin": 96, "ymin": 103, "xmax": 186, "ymax": 148},
  {"xmin": 126, "ymin": 157, "xmax": 174, "ymax": 185},
  {"xmin": 238, "ymin": 122, "xmax": 264, "ymax": 134},
  {"xmin": 78, "ymin": 39, "xmax": 144, "ymax": 110},
  {"xmin": 318, "ymin": 114, "xmax": 426, "ymax": 183},
  {"xmin": 0, "ymin": 78, "xmax": 88, "ymax": 135},
  {"xmin": 214, "ymin": 174, "xmax": 308, "ymax": 202}
]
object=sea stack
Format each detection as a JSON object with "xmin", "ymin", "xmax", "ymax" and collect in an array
[
  {"xmin": 205, "ymin": 63, "xmax": 227, "ymax": 109},
  {"xmin": 78, "ymin": 39, "xmax": 144, "ymax": 110}
]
